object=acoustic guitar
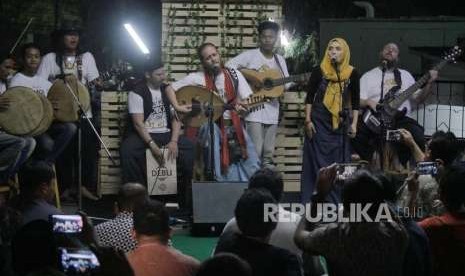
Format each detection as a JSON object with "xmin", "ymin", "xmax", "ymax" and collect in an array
[{"xmin": 240, "ymin": 68, "xmax": 311, "ymax": 98}]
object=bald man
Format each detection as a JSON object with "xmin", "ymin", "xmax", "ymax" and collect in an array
[{"xmin": 352, "ymin": 42, "xmax": 438, "ymax": 166}]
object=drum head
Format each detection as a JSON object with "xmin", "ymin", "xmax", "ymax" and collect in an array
[
  {"xmin": 176, "ymin": 85, "xmax": 224, "ymax": 127},
  {"xmin": 0, "ymin": 87, "xmax": 43, "ymax": 136},
  {"xmin": 48, "ymin": 77, "xmax": 90, "ymax": 122},
  {"xmin": 29, "ymin": 94, "xmax": 54, "ymax": 137}
]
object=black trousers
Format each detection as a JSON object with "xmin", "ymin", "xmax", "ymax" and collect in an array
[
  {"xmin": 120, "ymin": 131, "xmax": 194, "ymax": 210},
  {"xmin": 352, "ymin": 115, "xmax": 425, "ymax": 166},
  {"xmin": 55, "ymin": 118, "xmax": 99, "ymax": 193}
]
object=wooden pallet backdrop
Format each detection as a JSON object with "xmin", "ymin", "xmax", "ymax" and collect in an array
[
  {"xmin": 98, "ymin": 91, "xmax": 128, "ymax": 195},
  {"xmin": 162, "ymin": 1, "xmax": 282, "ymax": 80},
  {"xmin": 98, "ymin": 91, "xmax": 305, "ymax": 195},
  {"xmin": 99, "ymin": 1, "xmax": 305, "ymax": 195}
]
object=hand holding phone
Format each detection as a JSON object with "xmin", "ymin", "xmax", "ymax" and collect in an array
[
  {"xmin": 51, "ymin": 215, "xmax": 83, "ymax": 234},
  {"xmin": 416, "ymin": 161, "xmax": 438, "ymax": 176},
  {"xmin": 59, "ymin": 247, "xmax": 100, "ymax": 274}
]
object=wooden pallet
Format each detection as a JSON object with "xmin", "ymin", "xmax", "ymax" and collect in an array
[
  {"xmin": 98, "ymin": 91, "xmax": 128, "ymax": 195},
  {"xmin": 162, "ymin": 1, "xmax": 282, "ymax": 80},
  {"xmin": 274, "ymin": 91, "xmax": 306, "ymax": 192},
  {"xmin": 98, "ymin": 91, "xmax": 305, "ymax": 194}
]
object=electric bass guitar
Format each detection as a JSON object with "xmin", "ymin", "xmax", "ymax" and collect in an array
[
  {"xmin": 362, "ymin": 45, "xmax": 463, "ymax": 134},
  {"xmin": 240, "ymin": 68, "xmax": 311, "ymax": 98}
]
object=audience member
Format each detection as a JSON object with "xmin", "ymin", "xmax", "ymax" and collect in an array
[
  {"xmin": 95, "ymin": 182, "xmax": 147, "ymax": 252},
  {"xmin": 221, "ymin": 168, "xmax": 302, "ymax": 256},
  {"xmin": 376, "ymin": 172, "xmax": 432, "ymax": 276},
  {"xmin": 215, "ymin": 189, "xmax": 303, "ymax": 276},
  {"xmin": 15, "ymin": 161, "xmax": 62, "ymax": 226},
  {"xmin": 398, "ymin": 131, "xmax": 459, "ymax": 217},
  {"xmin": 418, "ymin": 165, "xmax": 465, "ymax": 275},
  {"xmin": 294, "ymin": 168, "xmax": 408, "ymax": 276},
  {"xmin": 11, "ymin": 220, "xmax": 62, "ymax": 276},
  {"xmin": 127, "ymin": 199, "xmax": 200, "ymax": 276},
  {"xmin": 196, "ymin": 253, "xmax": 252, "ymax": 276}
]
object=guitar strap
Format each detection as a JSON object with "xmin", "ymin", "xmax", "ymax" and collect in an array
[
  {"xmin": 273, "ymin": 54, "xmax": 285, "ymax": 77},
  {"xmin": 383, "ymin": 68, "xmax": 402, "ymax": 101},
  {"xmin": 225, "ymin": 67, "xmax": 239, "ymax": 96}
]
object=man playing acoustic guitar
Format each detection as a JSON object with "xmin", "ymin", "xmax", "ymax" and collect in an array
[{"xmin": 226, "ymin": 21, "xmax": 291, "ymax": 169}]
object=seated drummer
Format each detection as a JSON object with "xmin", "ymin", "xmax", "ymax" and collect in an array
[
  {"xmin": 0, "ymin": 57, "xmax": 36, "ymax": 183},
  {"xmin": 120, "ymin": 58, "xmax": 194, "ymax": 213},
  {"xmin": 10, "ymin": 43, "xmax": 77, "ymax": 165},
  {"xmin": 164, "ymin": 42, "xmax": 260, "ymax": 182}
]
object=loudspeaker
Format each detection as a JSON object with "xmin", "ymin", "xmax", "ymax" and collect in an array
[{"xmin": 191, "ymin": 181, "xmax": 248, "ymax": 236}]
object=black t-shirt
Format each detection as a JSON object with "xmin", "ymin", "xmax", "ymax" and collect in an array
[
  {"xmin": 215, "ymin": 232, "xmax": 302, "ymax": 276},
  {"xmin": 304, "ymin": 67, "xmax": 360, "ymax": 111}
]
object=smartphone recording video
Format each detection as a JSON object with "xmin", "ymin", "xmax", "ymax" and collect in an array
[
  {"xmin": 59, "ymin": 247, "xmax": 100, "ymax": 274},
  {"xmin": 51, "ymin": 215, "xmax": 83, "ymax": 234},
  {"xmin": 386, "ymin": 129, "xmax": 402, "ymax": 142},
  {"xmin": 336, "ymin": 163, "xmax": 362, "ymax": 181},
  {"xmin": 416, "ymin": 161, "xmax": 438, "ymax": 176}
]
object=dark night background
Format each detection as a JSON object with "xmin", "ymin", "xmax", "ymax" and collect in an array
[{"xmin": 0, "ymin": 0, "xmax": 463, "ymax": 71}]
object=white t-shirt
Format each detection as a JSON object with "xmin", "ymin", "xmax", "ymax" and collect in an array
[
  {"xmin": 360, "ymin": 67, "xmax": 417, "ymax": 116},
  {"xmin": 128, "ymin": 88, "xmax": 170, "ymax": 134},
  {"xmin": 37, "ymin": 52, "xmax": 99, "ymax": 85},
  {"xmin": 171, "ymin": 69, "xmax": 252, "ymax": 120},
  {"xmin": 10, "ymin": 73, "xmax": 52, "ymax": 96},
  {"xmin": 0, "ymin": 81, "xmax": 6, "ymax": 95},
  {"xmin": 37, "ymin": 52, "xmax": 99, "ymax": 118},
  {"xmin": 226, "ymin": 48, "xmax": 290, "ymax": 124},
  {"xmin": 222, "ymin": 206, "xmax": 302, "ymax": 256}
]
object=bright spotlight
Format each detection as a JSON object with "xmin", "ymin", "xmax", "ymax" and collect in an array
[
  {"xmin": 124, "ymin": 23, "xmax": 150, "ymax": 55},
  {"xmin": 280, "ymin": 30, "xmax": 290, "ymax": 48}
]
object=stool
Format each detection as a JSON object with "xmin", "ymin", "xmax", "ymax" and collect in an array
[
  {"xmin": 0, "ymin": 174, "xmax": 19, "ymax": 199},
  {"xmin": 51, "ymin": 165, "xmax": 61, "ymax": 210}
]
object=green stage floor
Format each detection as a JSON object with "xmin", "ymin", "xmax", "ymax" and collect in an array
[{"xmin": 171, "ymin": 229, "xmax": 218, "ymax": 261}]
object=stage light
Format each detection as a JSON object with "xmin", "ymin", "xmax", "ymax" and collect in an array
[
  {"xmin": 124, "ymin": 23, "xmax": 150, "ymax": 55},
  {"xmin": 280, "ymin": 30, "xmax": 290, "ymax": 48}
]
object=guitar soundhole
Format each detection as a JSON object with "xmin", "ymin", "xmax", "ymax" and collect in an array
[{"xmin": 263, "ymin": 79, "xmax": 273, "ymax": 90}]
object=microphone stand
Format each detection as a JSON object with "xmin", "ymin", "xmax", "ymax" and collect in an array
[
  {"xmin": 64, "ymin": 79, "xmax": 116, "ymax": 210},
  {"xmin": 333, "ymin": 60, "xmax": 348, "ymax": 163},
  {"xmin": 378, "ymin": 64, "xmax": 387, "ymax": 170},
  {"xmin": 205, "ymin": 70, "xmax": 217, "ymax": 181}
]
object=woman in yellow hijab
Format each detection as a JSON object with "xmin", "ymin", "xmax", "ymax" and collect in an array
[{"xmin": 300, "ymin": 38, "xmax": 360, "ymax": 204}]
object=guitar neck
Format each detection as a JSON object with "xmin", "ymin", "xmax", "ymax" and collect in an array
[
  {"xmin": 271, "ymin": 73, "xmax": 309, "ymax": 87},
  {"xmin": 389, "ymin": 61, "xmax": 446, "ymax": 109}
]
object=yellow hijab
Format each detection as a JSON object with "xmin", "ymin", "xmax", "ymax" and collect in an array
[{"xmin": 320, "ymin": 38, "xmax": 354, "ymax": 129}]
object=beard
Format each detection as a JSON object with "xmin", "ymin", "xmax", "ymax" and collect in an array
[
  {"xmin": 381, "ymin": 58, "xmax": 398, "ymax": 70},
  {"xmin": 204, "ymin": 63, "xmax": 221, "ymax": 75}
]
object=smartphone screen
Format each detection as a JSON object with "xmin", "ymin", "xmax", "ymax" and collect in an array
[
  {"xmin": 336, "ymin": 163, "xmax": 362, "ymax": 181},
  {"xmin": 59, "ymin": 247, "xmax": 100, "ymax": 274},
  {"xmin": 51, "ymin": 215, "xmax": 83, "ymax": 234},
  {"xmin": 416, "ymin": 161, "xmax": 438, "ymax": 176}
]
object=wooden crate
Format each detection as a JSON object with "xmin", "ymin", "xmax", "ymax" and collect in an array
[
  {"xmin": 98, "ymin": 91, "xmax": 128, "ymax": 195},
  {"xmin": 162, "ymin": 1, "xmax": 282, "ymax": 80},
  {"xmin": 274, "ymin": 91, "xmax": 306, "ymax": 192},
  {"xmin": 98, "ymin": 91, "xmax": 305, "ymax": 194}
]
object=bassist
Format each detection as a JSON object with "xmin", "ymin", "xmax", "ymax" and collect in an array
[{"xmin": 352, "ymin": 42, "xmax": 438, "ymax": 166}]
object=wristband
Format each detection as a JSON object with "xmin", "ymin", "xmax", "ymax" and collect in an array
[
  {"xmin": 147, "ymin": 140, "xmax": 154, "ymax": 146},
  {"xmin": 169, "ymin": 140, "xmax": 178, "ymax": 144}
]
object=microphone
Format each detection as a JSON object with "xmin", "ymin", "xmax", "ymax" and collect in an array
[
  {"xmin": 330, "ymin": 57, "xmax": 337, "ymax": 66},
  {"xmin": 381, "ymin": 59, "xmax": 388, "ymax": 71}
]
